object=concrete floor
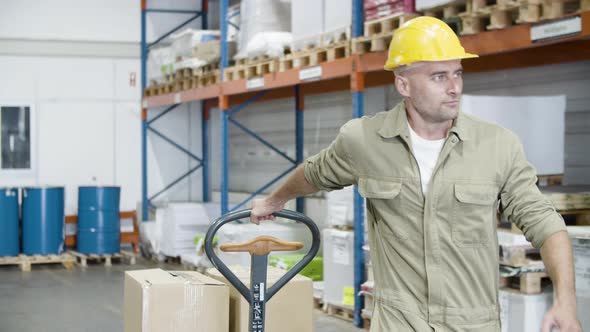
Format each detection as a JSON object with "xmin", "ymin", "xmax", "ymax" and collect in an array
[{"xmin": 0, "ymin": 260, "xmax": 364, "ymax": 332}]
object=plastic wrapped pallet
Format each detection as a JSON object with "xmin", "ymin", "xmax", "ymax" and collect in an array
[
  {"xmin": 191, "ymin": 40, "xmax": 237, "ymax": 66},
  {"xmin": 291, "ymin": 0, "xmax": 325, "ymax": 52},
  {"xmin": 170, "ymin": 28, "xmax": 220, "ymax": 60},
  {"xmin": 499, "ymin": 289, "xmax": 552, "ymax": 332},
  {"xmin": 326, "ymin": 186, "xmax": 354, "ymax": 228},
  {"xmin": 568, "ymin": 226, "xmax": 590, "ymax": 330},
  {"xmin": 158, "ymin": 203, "xmax": 214, "ymax": 257},
  {"xmin": 235, "ymin": 0, "xmax": 292, "ymax": 59},
  {"xmin": 147, "ymin": 46, "xmax": 175, "ymax": 84},
  {"xmin": 324, "ymin": 0, "xmax": 352, "ymax": 45},
  {"xmin": 227, "ymin": 4, "xmax": 241, "ymax": 42},
  {"xmin": 323, "ymin": 228, "xmax": 354, "ymax": 307}
]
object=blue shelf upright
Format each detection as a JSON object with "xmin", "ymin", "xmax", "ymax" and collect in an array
[
  {"xmin": 218, "ymin": 0, "xmax": 306, "ymax": 215},
  {"xmin": 352, "ymin": 0, "xmax": 366, "ymax": 327},
  {"xmin": 140, "ymin": 0, "xmax": 210, "ymax": 221}
]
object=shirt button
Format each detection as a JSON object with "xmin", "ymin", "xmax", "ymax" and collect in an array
[{"xmin": 451, "ymin": 138, "xmax": 458, "ymax": 143}]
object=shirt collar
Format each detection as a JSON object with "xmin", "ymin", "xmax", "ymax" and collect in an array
[{"xmin": 378, "ymin": 101, "xmax": 472, "ymax": 141}]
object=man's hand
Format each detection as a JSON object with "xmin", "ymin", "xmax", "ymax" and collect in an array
[
  {"xmin": 250, "ymin": 198, "xmax": 285, "ymax": 225},
  {"xmin": 541, "ymin": 300, "xmax": 582, "ymax": 332}
]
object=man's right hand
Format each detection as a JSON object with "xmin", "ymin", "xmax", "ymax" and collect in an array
[{"xmin": 250, "ymin": 197, "xmax": 285, "ymax": 225}]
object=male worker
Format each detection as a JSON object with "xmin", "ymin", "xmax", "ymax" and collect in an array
[{"xmin": 250, "ymin": 17, "xmax": 582, "ymax": 332}]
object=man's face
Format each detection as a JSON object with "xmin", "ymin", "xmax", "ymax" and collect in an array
[{"xmin": 396, "ymin": 60, "xmax": 464, "ymax": 123}]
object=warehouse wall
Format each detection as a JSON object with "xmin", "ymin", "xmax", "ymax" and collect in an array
[
  {"xmin": 0, "ymin": 1, "xmax": 211, "ymax": 214},
  {"xmin": 462, "ymin": 60, "xmax": 590, "ymax": 185}
]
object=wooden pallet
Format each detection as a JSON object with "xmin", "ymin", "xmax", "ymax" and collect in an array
[
  {"xmin": 0, "ymin": 253, "xmax": 76, "ymax": 272},
  {"xmin": 68, "ymin": 250, "xmax": 136, "ymax": 267},
  {"xmin": 361, "ymin": 312, "xmax": 372, "ymax": 330},
  {"xmin": 364, "ymin": 12, "xmax": 417, "ymax": 37},
  {"xmin": 325, "ymin": 303, "xmax": 354, "ymax": 322},
  {"xmin": 500, "ymin": 245, "xmax": 541, "ymax": 267},
  {"xmin": 224, "ymin": 58, "xmax": 279, "ymax": 81},
  {"xmin": 352, "ymin": 31, "xmax": 395, "ymax": 55},
  {"xmin": 313, "ymin": 295, "xmax": 324, "ymax": 310},
  {"xmin": 537, "ymin": 174, "xmax": 564, "ymax": 187},
  {"xmin": 500, "ymin": 271, "xmax": 550, "ymax": 294}
]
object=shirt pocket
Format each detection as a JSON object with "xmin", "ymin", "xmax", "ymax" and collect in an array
[
  {"xmin": 452, "ymin": 183, "xmax": 497, "ymax": 248},
  {"xmin": 359, "ymin": 178, "xmax": 407, "ymax": 241}
]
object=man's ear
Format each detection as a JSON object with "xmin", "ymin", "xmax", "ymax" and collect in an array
[{"xmin": 394, "ymin": 75, "xmax": 410, "ymax": 98}]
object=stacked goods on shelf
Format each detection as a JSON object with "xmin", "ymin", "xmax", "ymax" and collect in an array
[
  {"xmin": 223, "ymin": 0, "xmax": 292, "ymax": 81},
  {"xmin": 291, "ymin": 0, "xmax": 325, "ymax": 52},
  {"xmin": 351, "ymin": 11, "xmax": 417, "ymax": 54},
  {"xmin": 144, "ymin": 29, "xmax": 226, "ymax": 96},
  {"xmin": 438, "ymin": 0, "xmax": 586, "ymax": 36},
  {"xmin": 568, "ymin": 226, "xmax": 590, "ymax": 330},
  {"xmin": 324, "ymin": 0, "xmax": 353, "ymax": 45},
  {"xmin": 235, "ymin": 0, "xmax": 291, "ymax": 60},
  {"xmin": 326, "ymin": 186, "xmax": 354, "ymax": 229},
  {"xmin": 364, "ymin": 0, "xmax": 417, "ymax": 21}
]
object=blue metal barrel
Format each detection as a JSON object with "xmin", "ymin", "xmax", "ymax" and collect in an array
[
  {"xmin": 22, "ymin": 187, "xmax": 65, "ymax": 255},
  {"xmin": 77, "ymin": 186, "xmax": 120, "ymax": 254},
  {"xmin": 0, "ymin": 188, "xmax": 19, "ymax": 256}
]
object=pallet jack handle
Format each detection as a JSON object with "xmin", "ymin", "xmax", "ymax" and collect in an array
[{"xmin": 204, "ymin": 209, "xmax": 321, "ymax": 304}]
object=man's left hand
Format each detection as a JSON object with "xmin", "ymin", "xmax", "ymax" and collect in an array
[{"xmin": 541, "ymin": 301, "xmax": 582, "ymax": 332}]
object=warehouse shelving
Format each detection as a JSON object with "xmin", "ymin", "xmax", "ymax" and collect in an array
[
  {"xmin": 141, "ymin": 1, "xmax": 590, "ymax": 327},
  {"xmin": 140, "ymin": 0, "xmax": 211, "ymax": 222}
]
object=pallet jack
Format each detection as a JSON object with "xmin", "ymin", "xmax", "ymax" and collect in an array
[{"xmin": 205, "ymin": 209, "xmax": 320, "ymax": 332}]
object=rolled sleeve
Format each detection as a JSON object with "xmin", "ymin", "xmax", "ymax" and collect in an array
[
  {"xmin": 303, "ymin": 124, "xmax": 357, "ymax": 192},
  {"xmin": 500, "ymin": 135, "xmax": 566, "ymax": 249}
]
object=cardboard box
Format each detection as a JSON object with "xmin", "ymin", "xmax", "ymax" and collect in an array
[
  {"xmin": 207, "ymin": 266, "xmax": 313, "ymax": 332},
  {"xmin": 499, "ymin": 288, "xmax": 552, "ymax": 332},
  {"xmin": 124, "ymin": 269, "xmax": 229, "ymax": 332}
]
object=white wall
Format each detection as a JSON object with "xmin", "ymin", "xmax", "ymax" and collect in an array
[
  {"xmin": 0, "ymin": 1, "xmax": 211, "ymax": 215},
  {"xmin": 0, "ymin": 0, "xmax": 212, "ymax": 43},
  {"xmin": 0, "ymin": 55, "xmax": 141, "ymax": 213}
]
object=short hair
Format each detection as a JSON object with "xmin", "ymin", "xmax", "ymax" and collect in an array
[{"xmin": 393, "ymin": 62, "xmax": 426, "ymax": 77}]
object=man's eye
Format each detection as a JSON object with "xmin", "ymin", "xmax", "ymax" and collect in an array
[
  {"xmin": 433, "ymin": 74, "xmax": 445, "ymax": 82},
  {"xmin": 454, "ymin": 71, "xmax": 463, "ymax": 78}
]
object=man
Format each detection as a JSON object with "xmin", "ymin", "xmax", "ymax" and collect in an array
[{"xmin": 250, "ymin": 17, "xmax": 581, "ymax": 332}]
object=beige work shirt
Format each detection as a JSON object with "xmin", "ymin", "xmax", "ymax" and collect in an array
[{"xmin": 303, "ymin": 102, "xmax": 566, "ymax": 332}]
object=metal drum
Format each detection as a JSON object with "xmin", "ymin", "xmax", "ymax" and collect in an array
[
  {"xmin": 77, "ymin": 186, "xmax": 120, "ymax": 254},
  {"xmin": 22, "ymin": 187, "xmax": 65, "ymax": 255},
  {"xmin": 0, "ymin": 188, "xmax": 19, "ymax": 256}
]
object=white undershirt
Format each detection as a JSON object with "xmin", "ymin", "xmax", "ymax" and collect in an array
[{"xmin": 408, "ymin": 123, "xmax": 445, "ymax": 195}]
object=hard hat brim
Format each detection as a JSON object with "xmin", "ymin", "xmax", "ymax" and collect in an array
[{"xmin": 384, "ymin": 53, "xmax": 479, "ymax": 71}]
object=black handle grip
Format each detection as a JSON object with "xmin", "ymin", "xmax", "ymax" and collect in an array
[{"xmin": 204, "ymin": 209, "xmax": 321, "ymax": 304}]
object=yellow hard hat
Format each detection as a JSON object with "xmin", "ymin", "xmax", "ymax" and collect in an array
[{"xmin": 384, "ymin": 16, "xmax": 478, "ymax": 71}]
